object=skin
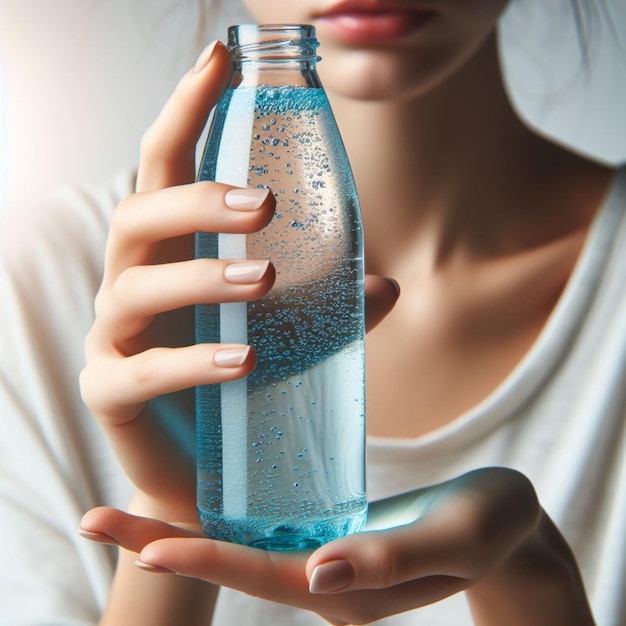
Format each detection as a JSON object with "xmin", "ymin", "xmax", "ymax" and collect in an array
[{"xmin": 79, "ymin": 0, "xmax": 611, "ymax": 623}]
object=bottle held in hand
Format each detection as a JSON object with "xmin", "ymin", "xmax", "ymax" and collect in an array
[{"xmin": 196, "ymin": 24, "xmax": 366, "ymax": 550}]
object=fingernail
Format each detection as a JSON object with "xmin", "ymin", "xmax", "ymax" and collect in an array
[
  {"xmin": 214, "ymin": 346, "xmax": 251, "ymax": 368},
  {"xmin": 224, "ymin": 260, "xmax": 270, "ymax": 284},
  {"xmin": 135, "ymin": 560, "xmax": 176, "ymax": 574},
  {"xmin": 78, "ymin": 530, "xmax": 120, "ymax": 546},
  {"xmin": 309, "ymin": 560, "xmax": 355, "ymax": 594},
  {"xmin": 225, "ymin": 187, "xmax": 270, "ymax": 211},
  {"xmin": 193, "ymin": 41, "xmax": 218, "ymax": 74},
  {"xmin": 385, "ymin": 277, "xmax": 401, "ymax": 298}
]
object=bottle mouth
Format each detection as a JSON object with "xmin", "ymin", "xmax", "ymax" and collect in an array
[{"xmin": 228, "ymin": 24, "xmax": 321, "ymax": 63}]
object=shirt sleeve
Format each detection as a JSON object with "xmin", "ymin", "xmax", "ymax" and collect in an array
[{"xmin": 0, "ymin": 173, "xmax": 135, "ymax": 624}]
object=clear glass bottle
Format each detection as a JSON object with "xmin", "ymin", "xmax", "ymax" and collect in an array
[{"xmin": 195, "ymin": 24, "xmax": 366, "ymax": 550}]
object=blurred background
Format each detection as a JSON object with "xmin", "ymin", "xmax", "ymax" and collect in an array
[{"xmin": 0, "ymin": 0, "xmax": 624, "ymax": 212}]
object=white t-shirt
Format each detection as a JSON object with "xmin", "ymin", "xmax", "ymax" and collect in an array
[{"xmin": 1, "ymin": 167, "xmax": 625, "ymax": 625}]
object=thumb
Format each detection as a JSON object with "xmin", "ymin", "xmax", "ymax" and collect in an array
[
  {"xmin": 305, "ymin": 468, "xmax": 541, "ymax": 594},
  {"xmin": 305, "ymin": 524, "xmax": 437, "ymax": 594},
  {"xmin": 365, "ymin": 275, "xmax": 400, "ymax": 332},
  {"xmin": 137, "ymin": 40, "xmax": 231, "ymax": 192}
]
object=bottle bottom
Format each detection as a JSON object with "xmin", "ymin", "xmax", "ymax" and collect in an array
[
  {"xmin": 249, "ymin": 529, "xmax": 323, "ymax": 551},
  {"xmin": 198, "ymin": 501, "xmax": 367, "ymax": 551}
]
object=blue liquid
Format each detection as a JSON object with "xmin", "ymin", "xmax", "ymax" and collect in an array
[{"xmin": 196, "ymin": 86, "xmax": 366, "ymax": 550}]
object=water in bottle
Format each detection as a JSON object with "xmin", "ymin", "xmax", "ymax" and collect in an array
[{"xmin": 196, "ymin": 24, "xmax": 366, "ymax": 550}]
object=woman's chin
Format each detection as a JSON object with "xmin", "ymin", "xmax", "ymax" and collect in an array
[{"xmin": 318, "ymin": 52, "xmax": 442, "ymax": 103}]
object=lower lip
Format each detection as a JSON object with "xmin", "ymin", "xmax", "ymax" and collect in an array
[{"xmin": 318, "ymin": 11, "xmax": 436, "ymax": 45}]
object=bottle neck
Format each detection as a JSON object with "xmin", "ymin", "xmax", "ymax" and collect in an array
[{"xmin": 227, "ymin": 24, "xmax": 322, "ymax": 89}]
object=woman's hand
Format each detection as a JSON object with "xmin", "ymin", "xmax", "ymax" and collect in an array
[
  {"xmin": 81, "ymin": 467, "xmax": 594, "ymax": 625},
  {"xmin": 79, "ymin": 40, "xmax": 278, "ymax": 523},
  {"xmin": 77, "ymin": 39, "xmax": 400, "ymax": 626},
  {"xmin": 79, "ymin": 39, "xmax": 399, "ymax": 526}
]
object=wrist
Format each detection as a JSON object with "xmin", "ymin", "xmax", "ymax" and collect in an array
[
  {"xmin": 101, "ymin": 545, "xmax": 218, "ymax": 626},
  {"xmin": 97, "ymin": 494, "xmax": 214, "ymax": 626},
  {"xmin": 467, "ymin": 511, "xmax": 595, "ymax": 626}
]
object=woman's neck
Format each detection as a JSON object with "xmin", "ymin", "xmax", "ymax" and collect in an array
[{"xmin": 326, "ymin": 33, "xmax": 610, "ymax": 275}]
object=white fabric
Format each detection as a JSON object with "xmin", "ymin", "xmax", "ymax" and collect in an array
[{"xmin": 1, "ymin": 167, "xmax": 625, "ymax": 625}]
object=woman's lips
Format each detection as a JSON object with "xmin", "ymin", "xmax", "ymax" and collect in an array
[{"xmin": 317, "ymin": 9, "xmax": 436, "ymax": 45}]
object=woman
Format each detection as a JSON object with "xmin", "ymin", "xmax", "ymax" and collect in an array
[{"xmin": 2, "ymin": 0, "xmax": 624, "ymax": 624}]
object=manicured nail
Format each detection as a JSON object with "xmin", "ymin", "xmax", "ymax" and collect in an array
[
  {"xmin": 224, "ymin": 260, "xmax": 270, "ymax": 284},
  {"xmin": 193, "ymin": 41, "xmax": 218, "ymax": 74},
  {"xmin": 385, "ymin": 277, "xmax": 401, "ymax": 297},
  {"xmin": 309, "ymin": 560, "xmax": 355, "ymax": 594},
  {"xmin": 214, "ymin": 346, "xmax": 251, "ymax": 368},
  {"xmin": 135, "ymin": 560, "xmax": 176, "ymax": 574},
  {"xmin": 78, "ymin": 530, "xmax": 120, "ymax": 546},
  {"xmin": 225, "ymin": 187, "xmax": 270, "ymax": 211}
]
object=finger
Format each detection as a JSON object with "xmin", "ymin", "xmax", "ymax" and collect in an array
[
  {"xmin": 306, "ymin": 521, "xmax": 465, "ymax": 593},
  {"xmin": 92, "ymin": 259, "xmax": 275, "ymax": 352},
  {"xmin": 140, "ymin": 537, "xmax": 309, "ymax": 599},
  {"xmin": 306, "ymin": 468, "xmax": 540, "ymax": 591},
  {"xmin": 364, "ymin": 275, "xmax": 400, "ymax": 332},
  {"xmin": 102, "ymin": 183, "xmax": 275, "ymax": 285},
  {"xmin": 80, "ymin": 343, "xmax": 256, "ymax": 425},
  {"xmin": 137, "ymin": 536, "xmax": 468, "ymax": 624},
  {"xmin": 137, "ymin": 40, "xmax": 231, "ymax": 192},
  {"xmin": 79, "ymin": 507, "xmax": 201, "ymax": 554}
]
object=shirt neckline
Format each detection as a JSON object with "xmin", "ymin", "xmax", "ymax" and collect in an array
[{"xmin": 368, "ymin": 166, "xmax": 626, "ymax": 452}]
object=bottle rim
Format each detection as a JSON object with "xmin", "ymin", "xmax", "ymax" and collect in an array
[{"xmin": 227, "ymin": 24, "xmax": 321, "ymax": 63}]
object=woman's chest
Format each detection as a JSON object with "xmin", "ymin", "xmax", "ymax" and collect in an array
[{"xmin": 364, "ymin": 245, "xmax": 578, "ymax": 438}]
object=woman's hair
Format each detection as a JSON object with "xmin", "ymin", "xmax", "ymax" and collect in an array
[
  {"xmin": 502, "ymin": 0, "xmax": 620, "ymax": 68},
  {"xmin": 571, "ymin": 0, "xmax": 619, "ymax": 64}
]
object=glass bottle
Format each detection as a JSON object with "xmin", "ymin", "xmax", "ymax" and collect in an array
[{"xmin": 195, "ymin": 24, "xmax": 366, "ymax": 550}]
